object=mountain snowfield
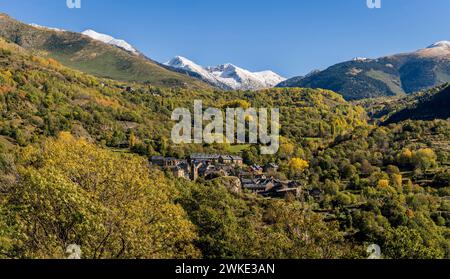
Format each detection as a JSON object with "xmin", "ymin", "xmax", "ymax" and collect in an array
[
  {"xmin": 81, "ymin": 29, "xmax": 140, "ymax": 55},
  {"xmin": 415, "ymin": 40, "xmax": 450, "ymax": 58},
  {"xmin": 165, "ymin": 56, "xmax": 286, "ymax": 91},
  {"xmin": 28, "ymin": 23, "xmax": 140, "ymax": 56},
  {"xmin": 29, "ymin": 23, "xmax": 65, "ymax": 32},
  {"xmin": 428, "ymin": 41, "xmax": 450, "ymax": 49}
]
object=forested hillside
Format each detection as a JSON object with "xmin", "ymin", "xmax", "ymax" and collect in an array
[
  {"xmin": 278, "ymin": 43, "xmax": 450, "ymax": 100},
  {"xmin": 384, "ymin": 84, "xmax": 450, "ymax": 124},
  {"xmin": 354, "ymin": 83, "xmax": 450, "ymax": 124},
  {"xmin": 0, "ymin": 34, "xmax": 449, "ymax": 259}
]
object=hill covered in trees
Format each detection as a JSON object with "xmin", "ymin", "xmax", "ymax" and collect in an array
[
  {"xmin": 384, "ymin": 84, "xmax": 450, "ymax": 124},
  {"xmin": 278, "ymin": 43, "xmax": 450, "ymax": 100},
  {"xmin": 0, "ymin": 13, "xmax": 211, "ymax": 90},
  {"xmin": 354, "ymin": 83, "xmax": 450, "ymax": 124},
  {"xmin": 0, "ymin": 36, "xmax": 366, "ymax": 159}
]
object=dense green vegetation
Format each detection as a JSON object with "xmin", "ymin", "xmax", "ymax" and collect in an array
[
  {"xmin": 354, "ymin": 83, "xmax": 450, "ymax": 124},
  {"xmin": 384, "ymin": 85, "xmax": 450, "ymax": 124},
  {"xmin": 0, "ymin": 34, "xmax": 449, "ymax": 259},
  {"xmin": 303, "ymin": 120, "xmax": 450, "ymax": 258},
  {"xmin": 0, "ymin": 37, "xmax": 366, "ymax": 161}
]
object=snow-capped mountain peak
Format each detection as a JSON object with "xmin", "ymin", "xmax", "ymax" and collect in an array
[
  {"xmin": 428, "ymin": 41, "xmax": 450, "ymax": 49},
  {"xmin": 209, "ymin": 63, "xmax": 245, "ymax": 78},
  {"xmin": 417, "ymin": 40, "xmax": 450, "ymax": 57},
  {"xmin": 351, "ymin": 57, "xmax": 371, "ymax": 62},
  {"xmin": 166, "ymin": 56, "xmax": 219, "ymax": 85},
  {"xmin": 82, "ymin": 29, "xmax": 139, "ymax": 55},
  {"xmin": 29, "ymin": 23, "xmax": 65, "ymax": 32},
  {"xmin": 167, "ymin": 56, "xmax": 207, "ymax": 74},
  {"xmin": 254, "ymin": 70, "xmax": 288, "ymax": 86},
  {"xmin": 167, "ymin": 56, "xmax": 192, "ymax": 67},
  {"xmin": 166, "ymin": 56, "xmax": 286, "ymax": 90}
]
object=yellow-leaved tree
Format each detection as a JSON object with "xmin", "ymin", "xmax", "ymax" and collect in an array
[
  {"xmin": 287, "ymin": 157, "xmax": 309, "ymax": 178},
  {"xmin": 4, "ymin": 132, "xmax": 200, "ymax": 259}
]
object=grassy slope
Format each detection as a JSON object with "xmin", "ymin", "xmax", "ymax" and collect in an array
[{"xmin": 0, "ymin": 13, "xmax": 211, "ymax": 90}]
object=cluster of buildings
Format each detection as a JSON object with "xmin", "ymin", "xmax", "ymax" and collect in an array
[
  {"xmin": 151, "ymin": 153, "xmax": 300, "ymax": 198},
  {"xmin": 100, "ymin": 82, "xmax": 136, "ymax": 93},
  {"xmin": 241, "ymin": 177, "xmax": 300, "ymax": 198},
  {"xmin": 151, "ymin": 154, "xmax": 243, "ymax": 181}
]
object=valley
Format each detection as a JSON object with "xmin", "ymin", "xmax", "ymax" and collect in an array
[{"xmin": 0, "ymin": 12, "xmax": 449, "ymax": 260}]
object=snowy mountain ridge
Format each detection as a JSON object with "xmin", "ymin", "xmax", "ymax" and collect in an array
[
  {"xmin": 81, "ymin": 29, "xmax": 139, "ymax": 55},
  {"xmin": 29, "ymin": 23, "xmax": 65, "ymax": 32},
  {"xmin": 166, "ymin": 56, "xmax": 286, "ymax": 91}
]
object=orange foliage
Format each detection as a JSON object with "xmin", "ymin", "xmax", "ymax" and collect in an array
[
  {"xmin": 94, "ymin": 97, "xmax": 121, "ymax": 108},
  {"xmin": 0, "ymin": 85, "xmax": 14, "ymax": 94}
]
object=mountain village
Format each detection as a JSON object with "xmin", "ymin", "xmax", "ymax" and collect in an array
[{"xmin": 151, "ymin": 154, "xmax": 301, "ymax": 198}]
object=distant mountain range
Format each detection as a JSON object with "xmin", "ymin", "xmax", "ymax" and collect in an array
[
  {"xmin": 0, "ymin": 14, "xmax": 284, "ymax": 91},
  {"xmin": 3, "ymin": 13, "xmax": 450, "ymax": 97},
  {"xmin": 0, "ymin": 13, "xmax": 210, "ymax": 89},
  {"xmin": 278, "ymin": 42, "xmax": 450, "ymax": 100},
  {"xmin": 165, "ymin": 56, "xmax": 286, "ymax": 90}
]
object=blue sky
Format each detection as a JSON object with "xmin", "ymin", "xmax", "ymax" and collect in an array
[{"xmin": 1, "ymin": 0, "xmax": 449, "ymax": 77}]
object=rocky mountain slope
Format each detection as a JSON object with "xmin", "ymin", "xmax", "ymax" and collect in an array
[{"xmin": 278, "ymin": 42, "xmax": 450, "ymax": 100}]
